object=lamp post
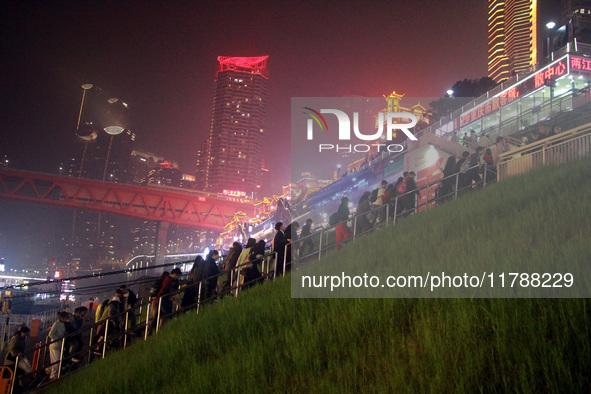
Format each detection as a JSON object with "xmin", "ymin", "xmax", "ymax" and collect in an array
[
  {"xmin": 102, "ymin": 98, "xmax": 126, "ymax": 181},
  {"xmin": 76, "ymin": 84, "xmax": 94, "ymax": 178},
  {"xmin": 546, "ymin": 21, "xmax": 557, "ymax": 61}
]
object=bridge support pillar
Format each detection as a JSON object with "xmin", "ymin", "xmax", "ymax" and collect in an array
[{"xmin": 155, "ymin": 221, "xmax": 169, "ymax": 266}]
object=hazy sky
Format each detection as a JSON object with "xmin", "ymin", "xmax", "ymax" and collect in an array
[
  {"xmin": 1, "ymin": 0, "xmax": 489, "ymax": 193},
  {"xmin": 0, "ymin": 0, "xmax": 493, "ymax": 269}
]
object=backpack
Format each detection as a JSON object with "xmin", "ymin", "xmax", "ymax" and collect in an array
[
  {"xmin": 329, "ymin": 212, "xmax": 339, "ymax": 226},
  {"xmin": 149, "ymin": 277, "xmax": 164, "ymax": 298},
  {"xmin": 370, "ymin": 188, "xmax": 379, "ymax": 203},
  {"xmin": 398, "ymin": 180, "xmax": 407, "ymax": 194}
]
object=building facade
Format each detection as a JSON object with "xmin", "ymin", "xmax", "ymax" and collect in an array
[
  {"xmin": 203, "ymin": 56, "xmax": 269, "ymax": 198},
  {"xmin": 488, "ymin": 0, "xmax": 538, "ymax": 83}
]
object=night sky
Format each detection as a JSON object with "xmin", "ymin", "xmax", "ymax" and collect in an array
[
  {"xmin": 0, "ymin": 0, "xmax": 489, "ymax": 268},
  {"xmin": 2, "ymin": 0, "xmax": 488, "ymax": 190}
]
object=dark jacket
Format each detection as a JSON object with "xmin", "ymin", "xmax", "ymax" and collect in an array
[
  {"xmin": 273, "ymin": 231, "xmax": 287, "ymax": 255},
  {"xmin": 336, "ymin": 201, "xmax": 350, "ymax": 222},
  {"xmin": 201, "ymin": 257, "xmax": 219, "ymax": 298},
  {"xmin": 225, "ymin": 246, "xmax": 242, "ymax": 271}
]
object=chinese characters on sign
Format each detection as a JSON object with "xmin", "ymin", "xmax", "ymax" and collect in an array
[
  {"xmin": 460, "ymin": 87, "xmax": 520, "ymax": 127},
  {"xmin": 223, "ymin": 189, "xmax": 246, "ymax": 197},
  {"xmin": 570, "ymin": 56, "xmax": 591, "ymax": 78},
  {"xmin": 534, "ymin": 60, "xmax": 567, "ymax": 88},
  {"xmin": 459, "ymin": 58, "xmax": 572, "ymax": 128}
]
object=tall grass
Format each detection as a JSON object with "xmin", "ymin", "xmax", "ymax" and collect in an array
[{"xmin": 51, "ymin": 160, "xmax": 591, "ymax": 393}]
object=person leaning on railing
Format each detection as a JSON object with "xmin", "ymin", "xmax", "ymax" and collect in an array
[
  {"xmin": 335, "ymin": 197, "xmax": 353, "ymax": 250},
  {"xmin": 242, "ymin": 241, "xmax": 265, "ymax": 288},
  {"xmin": 200, "ymin": 250, "xmax": 220, "ymax": 301},
  {"xmin": 48, "ymin": 311, "xmax": 71, "ymax": 380},
  {"xmin": 4, "ymin": 325, "xmax": 33, "ymax": 375},
  {"xmin": 355, "ymin": 192, "xmax": 373, "ymax": 234},
  {"xmin": 284, "ymin": 222, "xmax": 299, "ymax": 272},
  {"xmin": 236, "ymin": 238, "xmax": 256, "ymax": 288},
  {"xmin": 181, "ymin": 256, "xmax": 205, "ymax": 309},
  {"xmin": 222, "ymin": 242, "xmax": 242, "ymax": 292},
  {"xmin": 298, "ymin": 219, "xmax": 315, "ymax": 257}
]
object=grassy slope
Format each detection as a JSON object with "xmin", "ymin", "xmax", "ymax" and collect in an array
[{"xmin": 53, "ymin": 160, "xmax": 591, "ymax": 393}]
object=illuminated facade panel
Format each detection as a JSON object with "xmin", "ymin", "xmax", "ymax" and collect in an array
[{"xmin": 488, "ymin": 0, "xmax": 537, "ymax": 83}]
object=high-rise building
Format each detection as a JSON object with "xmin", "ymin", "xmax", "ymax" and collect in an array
[
  {"xmin": 195, "ymin": 138, "xmax": 210, "ymax": 190},
  {"xmin": 203, "ymin": 56, "xmax": 269, "ymax": 198},
  {"xmin": 488, "ymin": 0, "xmax": 538, "ymax": 83},
  {"xmin": 563, "ymin": 0, "xmax": 591, "ymax": 42}
]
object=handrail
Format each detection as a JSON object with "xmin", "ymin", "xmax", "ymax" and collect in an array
[
  {"xmin": 290, "ymin": 163, "xmax": 493, "ymax": 266},
  {"xmin": 497, "ymin": 122, "xmax": 591, "ymax": 182},
  {"xmin": 498, "ymin": 121, "xmax": 591, "ymax": 163},
  {"xmin": 7, "ymin": 251, "xmax": 279, "ymax": 392}
]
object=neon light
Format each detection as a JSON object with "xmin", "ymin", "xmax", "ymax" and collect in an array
[
  {"xmin": 223, "ymin": 189, "xmax": 247, "ymax": 197},
  {"xmin": 217, "ymin": 56, "xmax": 269, "ymax": 77},
  {"xmin": 534, "ymin": 60, "xmax": 567, "ymax": 88},
  {"xmin": 571, "ymin": 56, "xmax": 591, "ymax": 71}
]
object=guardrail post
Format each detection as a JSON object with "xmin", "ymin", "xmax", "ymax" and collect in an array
[
  {"xmin": 393, "ymin": 197, "xmax": 398, "ymax": 225},
  {"xmin": 144, "ymin": 303, "xmax": 151, "ymax": 340},
  {"xmin": 123, "ymin": 311, "xmax": 130, "ymax": 349},
  {"xmin": 10, "ymin": 356, "xmax": 19, "ymax": 394},
  {"xmin": 196, "ymin": 282, "xmax": 202, "ymax": 315},
  {"xmin": 318, "ymin": 230, "xmax": 323, "ymax": 260},
  {"xmin": 87, "ymin": 327, "xmax": 94, "ymax": 364},
  {"xmin": 454, "ymin": 172, "xmax": 459, "ymax": 199},
  {"xmin": 236, "ymin": 264, "xmax": 242, "ymax": 296},
  {"xmin": 272, "ymin": 253, "xmax": 278, "ymax": 279},
  {"xmin": 283, "ymin": 244, "xmax": 288, "ymax": 276},
  {"xmin": 155, "ymin": 298, "xmax": 162, "ymax": 334},
  {"xmin": 57, "ymin": 333, "xmax": 66, "ymax": 379},
  {"xmin": 102, "ymin": 318, "xmax": 109, "ymax": 359}
]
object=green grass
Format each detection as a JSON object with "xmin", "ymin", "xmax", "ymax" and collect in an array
[{"xmin": 52, "ymin": 160, "xmax": 591, "ymax": 393}]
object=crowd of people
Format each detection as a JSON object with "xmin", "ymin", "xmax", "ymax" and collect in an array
[{"xmin": 1, "ymin": 282, "xmax": 140, "ymax": 387}]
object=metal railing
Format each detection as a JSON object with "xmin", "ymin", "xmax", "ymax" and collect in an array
[
  {"xmin": 5, "ymin": 252, "xmax": 279, "ymax": 393},
  {"xmin": 498, "ymin": 122, "xmax": 591, "ymax": 181},
  {"xmin": 290, "ymin": 163, "xmax": 496, "ymax": 267},
  {"xmin": 9, "ymin": 139, "xmax": 570, "ymax": 391}
]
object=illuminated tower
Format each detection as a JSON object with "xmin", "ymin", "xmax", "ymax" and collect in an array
[
  {"xmin": 488, "ymin": 0, "xmax": 538, "ymax": 83},
  {"xmin": 204, "ymin": 56, "xmax": 269, "ymax": 198}
]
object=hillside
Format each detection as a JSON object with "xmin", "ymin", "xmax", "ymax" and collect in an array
[{"xmin": 52, "ymin": 159, "xmax": 591, "ymax": 393}]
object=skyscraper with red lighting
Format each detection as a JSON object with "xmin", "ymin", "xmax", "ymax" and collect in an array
[{"xmin": 203, "ymin": 56, "xmax": 269, "ymax": 198}]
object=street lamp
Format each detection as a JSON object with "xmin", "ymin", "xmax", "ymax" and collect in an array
[
  {"xmin": 76, "ymin": 84, "xmax": 95, "ymax": 179},
  {"xmin": 546, "ymin": 21, "xmax": 557, "ymax": 61},
  {"xmin": 446, "ymin": 89, "xmax": 454, "ymax": 97},
  {"xmin": 102, "ymin": 98, "xmax": 126, "ymax": 181}
]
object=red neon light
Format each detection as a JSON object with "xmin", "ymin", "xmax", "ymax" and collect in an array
[
  {"xmin": 460, "ymin": 87, "xmax": 520, "ymax": 127},
  {"xmin": 217, "ymin": 56, "xmax": 269, "ymax": 77},
  {"xmin": 571, "ymin": 56, "xmax": 591, "ymax": 71},
  {"xmin": 534, "ymin": 60, "xmax": 567, "ymax": 88}
]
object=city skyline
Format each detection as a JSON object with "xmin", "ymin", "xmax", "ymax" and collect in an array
[
  {"xmin": 2, "ymin": 1, "xmax": 491, "ymax": 193},
  {"xmin": 0, "ymin": 0, "xmax": 539, "ymax": 270}
]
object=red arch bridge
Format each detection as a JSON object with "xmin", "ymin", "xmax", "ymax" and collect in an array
[{"xmin": 0, "ymin": 170, "xmax": 260, "ymax": 262}]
